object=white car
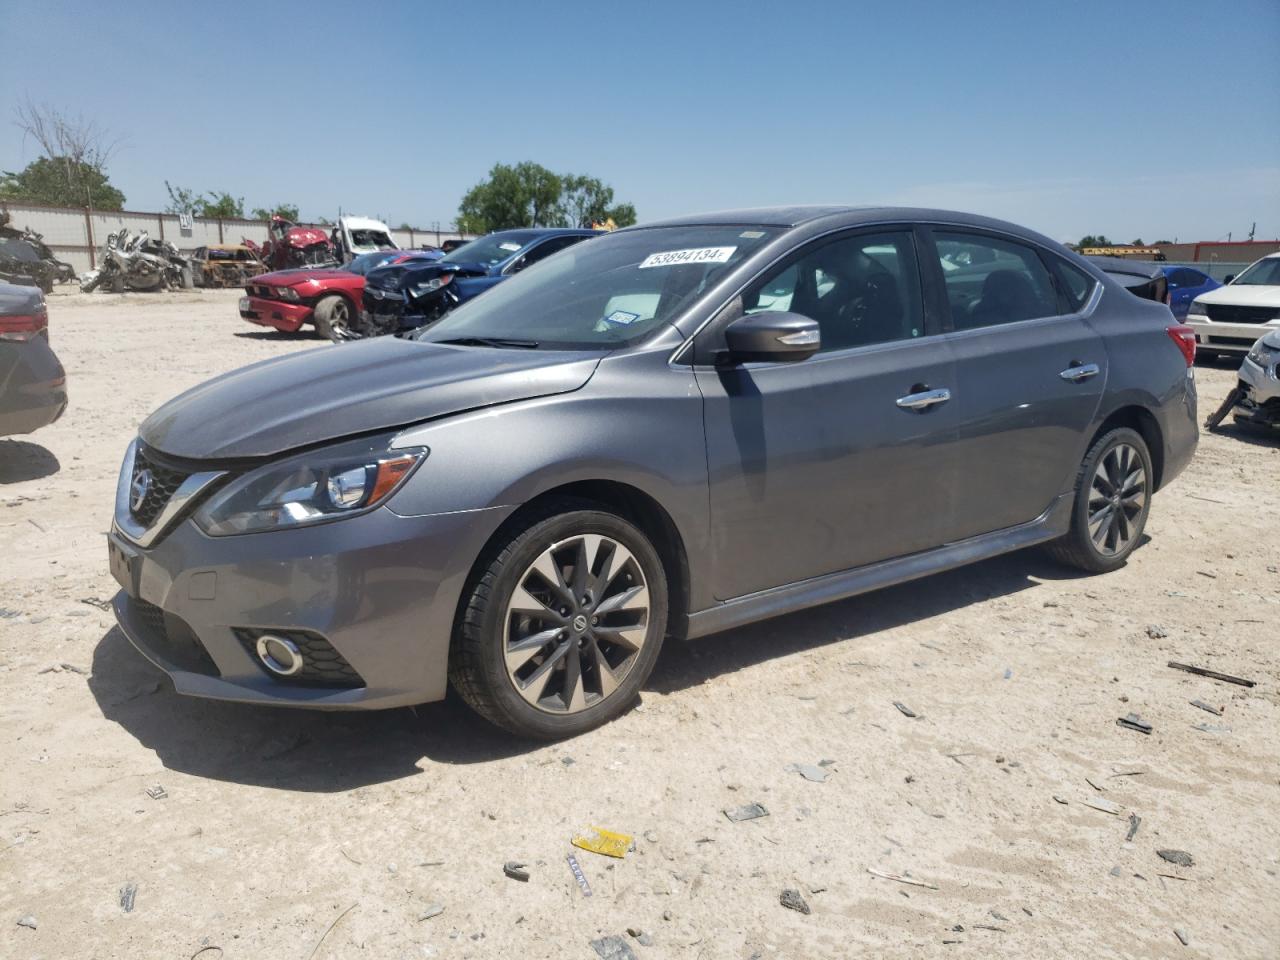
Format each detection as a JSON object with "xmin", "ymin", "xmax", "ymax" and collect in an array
[
  {"xmin": 331, "ymin": 216, "xmax": 398, "ymax": 263},
  {"xmin": 1186, "ymin": 253, "xmax": 1280, "ymax": 360}
]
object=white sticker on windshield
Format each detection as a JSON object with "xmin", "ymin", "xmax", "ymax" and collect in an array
[
  {"xmin": 639, "ymin": 246, "xmax": 736, "ymax": 269},
  {"xmin": 498, "ymin": 242, "xmax": 522, "ymax": 252},
  {"xmin": 604, "ymin": 310, "xmax": 641, "ymax": 326}
]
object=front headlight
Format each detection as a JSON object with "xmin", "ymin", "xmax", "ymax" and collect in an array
[
  {"xmin": 1187, "ymin": 299, "xmax": 1210, "ymax": 317},
  {"xmin": 409, "ymin": 274, "xmax": 452, "ymax": 297},
  {"xmin": 193, "ymin": 434, "xmax": 427, "ymax": 536},
  {"xmin": 275, "ymin": 286, "xmax": 301, "ymax": 301},
  {"xmin": 1247, "ymin": 339, "xmax": 1278, "ymax": 366}
]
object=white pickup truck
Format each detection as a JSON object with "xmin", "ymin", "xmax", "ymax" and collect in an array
[{"xmin": 331, "ymin": 216, "xmax": 398, "ymax": 264}]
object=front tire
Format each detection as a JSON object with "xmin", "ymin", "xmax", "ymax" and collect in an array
[
  {"xmin": 450, "ymin": 500, "xmax": 668, "ymax": 739},
  {"xmin": 1046, "ymin": 427, "xmax": 1153, "ymax": 573},
  {"xmin": 314, "ymin": 294, "xmax": 354, "ymax": 341}
]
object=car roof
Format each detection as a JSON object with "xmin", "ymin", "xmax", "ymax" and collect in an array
[
  {"xmin": 1086, "ymin": 256, "xmax": 1164, "ymax": 280},
  {"xmin": 627, "ymin": 205, "xmax": 1065, "ymax": 244},
  {"xmin": 488, "ymin": 228, "xmax": 599, "ymax": 239}
]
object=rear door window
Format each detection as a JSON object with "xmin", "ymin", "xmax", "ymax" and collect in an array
[
  {"xmin": 931, "ymin": 232, "xmax": 1059, "ymax": 330},
  {"xmin": 1050, "ymin": 257, "xmax": 1097, "ymax": 312}
]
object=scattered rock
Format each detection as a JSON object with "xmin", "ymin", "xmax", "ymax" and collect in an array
[
  {"xmin": 1126, "ymin": 813, "xmax": 1142, "ymax": 842},
  {"xmin": 1109, "ymin": 866, "xmax": 1123, "ymax": 877},
  {"xmin": 779, "ymin": 888, "xmax": 811, "ymax": 915},
  {"xmin": 643, "ymin": 830, "xmax": 658, "ymax": 843},
  {"xmin": 145, "ymin": 784, "xmax": 167, "ymax": 800},
  {"xmin": 1116, "ymin": 713, "xmax": 1153, "ymax": 735},
  {"xmin": 419, "ymin": 903, "xmax": 444, "ymax": 921},
  {"xmin": 662, "ymin": 910, "xmax": 672, "ymax": 921},
  {"xmin": 1082, "ymin": 796, "xmax": 1123, "ymax": 816},
  {"xmin": 503, "ymin": 861, "xmax": 530, "ymax": 882},
  {"xmin": 17, "ymin": 915, "xmax": 37, "ymax": 930},
  {"xmin": 786, "ymin": 763, "xmax": 830, "ymax": 783},
  {"xmin": 1157, "ymin": 849, "xmax": 1194, "ymax": 868},
  {"xmin": 1174, "ymin": 928, "xmax": 1190, "ymax": 946},
  {"xmin": 626, "ymin": 927, "xmax": 653, "ymax": 946},
  {"xmin": 561, "ymin": 756, "xmax": 575, "ymax": 766},
  {"xmin": 591, "ymin": 934, "xmax": 637, "ymax": 959},
  {"xmin": 893, "ymin": 701, "xmax": 919, "ymax": 719},
  {"xmin": 1146, "ymin": 624, "xmax": 1168, "ymax": 639},
  {"xmin": 1190, "ymin": 700, "xmax": 1223, "ymax": 716},
  {"xmin": 119, "ymin": 882, "xmax": 138, "ymax": 913}
]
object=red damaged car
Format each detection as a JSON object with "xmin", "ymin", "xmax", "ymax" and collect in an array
[{"xmin": 239, "ymin": 249, "xmax": 441, "ymax": 339}]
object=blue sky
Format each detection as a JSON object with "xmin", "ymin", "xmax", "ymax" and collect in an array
[{"xmin": 3, "ymin": 0, "xmax": 1277, "ymax": 243}]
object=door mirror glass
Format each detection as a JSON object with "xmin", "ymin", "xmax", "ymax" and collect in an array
[
  {"xmin": 724, "ymin": 311, "xmax": 821, "ymax": 363},
  {"xmin": 1223, "ymin": 274, "xmax": 1235, "ymax": 284}
]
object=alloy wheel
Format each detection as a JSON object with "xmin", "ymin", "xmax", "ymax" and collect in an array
[
  {"xmin": 1087, "ymin": 442, "xmax": 1146, "ymax": 556},
  {"xmin": 328, "ymin": 300, "xmax": 355, "ymax": 341},
  {"xmin": 503, "ymin": 534, "xmax": 649, "ymax": 714}
]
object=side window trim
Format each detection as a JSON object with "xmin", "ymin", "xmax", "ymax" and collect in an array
[{"xmin": 688, "ymin": 224, "xmax": 936, "ymax": 365}]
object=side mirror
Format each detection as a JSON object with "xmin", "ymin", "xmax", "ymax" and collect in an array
[
  {"xmin": 724, "ymin": 311, "xmax": 821, "ymax": 363},
  {"xmin": 1223, "ymin": 274, "xmax": 1235, "ymax": 284}
]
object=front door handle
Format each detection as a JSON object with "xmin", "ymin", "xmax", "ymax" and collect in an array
[
  {"xmin": 896, "ymin": 387, "xmax": 951, "ymax": 411},
  {"xmin": 1059, "ymin": 362, "xmax": 1101, "ymax": 382}
]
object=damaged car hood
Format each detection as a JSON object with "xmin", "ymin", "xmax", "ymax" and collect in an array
[{"xmin": 139, "ymin": 337, "xmax": 602, "ymax": 459}]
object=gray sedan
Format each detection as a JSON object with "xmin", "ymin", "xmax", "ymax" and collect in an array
[
  {"xmin": 108, "ymin": 207, "xmax": 1198, "ymax": 738},
  {"xmin": 1, "ymin": 281, "xmax": 66, "ymax": 437}
]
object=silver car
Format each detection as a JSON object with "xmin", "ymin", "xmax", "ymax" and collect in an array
[{"xmin": 109, "ymin": 207, "xmax": 1199, "ymax": 738}]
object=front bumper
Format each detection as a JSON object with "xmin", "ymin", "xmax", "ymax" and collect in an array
[
  {"xmin": 1186, "ymin": 314, "xmax": 1280, "ymax": 354},
  {"xmin": 109, "ymin": 502, "xmax": 514, "ymax": 709},
  {"xmin": 239, "ymin": 294, "xmax": 313, "ymax": 333},
  {"xmin": 1233, "ymin": 352, "xmax": 1280, "ymax": 427}
]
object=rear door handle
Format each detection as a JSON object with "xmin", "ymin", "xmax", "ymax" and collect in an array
[
  {"xmin": 1060, "ymin": 362, "xmax": 1100, "ymax": 382},
  {"xmin": 896, "ymin": 387, "xmax": 951, "ymax": 411}
]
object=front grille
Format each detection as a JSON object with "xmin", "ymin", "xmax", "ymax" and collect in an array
[
  {"xmin": 131, "ymin": 598, "xmax": 219, "ymax": 675},
  {"xmin": 234, "ymin": 629, "xmax": 365, "ymax": 688},
  {"xmin": 249, "ymin": 283, "xmax": 276, "ymax": 299},
  {"xmin": 1206, "ymin": 304, "xmax": 1280, "ymax": 325},
  {"xmin": 130, "ymin": 447, "xmax": 191, "ymax": 527}
]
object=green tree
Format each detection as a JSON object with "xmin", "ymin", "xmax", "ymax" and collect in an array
[
  {"xmin": 605, "ymin": 202, "xmax": 637, "ymax": 228},
  {"xmin": 196, "ymin": 192, "xmax": 243, "ymax": 218},
  {"xmin": 0, "ymin": 156, "xmax": 125, "ymax": 209},
  {"xmin": 1076, "ymin": 234, "xmax": 1112, "ymax": 249},
  {"xmin": 164, "ymin": 181, "xmax": 198, "ymax": 215},
  {"xmin": 458, "ymin": 161, "xmax": 566, "ymax": 232},
  {"xmin": 3, "ymin": 100, "xmax": 124, "ymax": 209},
  {"xmin": 251, "ymin": 202, "xmax": 300, "ymax": 222},
  {"xmin": 1131, "ymin": 238, "xmax": 1145, "ymax": 246}
]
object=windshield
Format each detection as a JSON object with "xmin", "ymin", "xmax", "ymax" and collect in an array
[
  {"xmin": 0, "ymin": 239, "xmax": 40, "ymax": 263},
  {"xmin": 346, "ymin": 251, "xmax": 397, "ymax": 275},
  {"xmin": 1230, "ymin": 257, "xmax": 1280, "ymax": 285},
  {"xmin": 418, "ymin": 225, "xmax": 782, "ymax": 349},
  {"xmin": 442, "ymin": 231, "xmax": 540, "ymax": 266},
  {"xmin": 349, "ymin": 228, "xmax": 395, "ymax": 251}
]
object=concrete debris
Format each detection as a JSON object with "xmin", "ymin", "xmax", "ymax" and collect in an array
[
  {"xmin": 1174, "ymin": 928, "xmax": 1190, "ymax": 946},
  {"xmin": 1192, "ymin": 723, "xmax": 1232, "ymax": 734},
  {"xmin": 1190, "ymin": 700, "xmax": 1223, "ymax": 716},
  {"xmin": 1116, "ymin": 713, "xmax": 1153, "ymax": 735},
  {"xmin": 145, "ymin": 784, "xmax": 167, "ymax": 800},
  {"xmin": 419, "ymin": 903, "xmax": 444, "ymax": 921},
  {"xmin": 724, "ymin": 802, "xmax": 769, "ymax": 823},
  {"xmin": 626, "ymin": 927, "xmax": 653, "ymax": 946},
  {"xmin": 1145, "ymin": 624, "xmax": 1168, "ymax": 639},
  {"xmin": 779, "ymin": 888, "xmax": 811, "ymax": 914},
  {"xmin": 17, "ymin": 915, "xmax": 37, "ymax": 930},
  {"xmin": 503, "ymin": 861, "xmax": 530, "ymax": 882},
  {"xmin": 893, "ymin": 701, "xmax": 919, "ymax": 719},
  {"xmin": 1126, "ymin": 814, "xmax": 1142, "ymax": 842},
  {"xmin": 119, "ymin": 882, "xmax": 138, "ymax": 913},
  {"xmin": 1082, "ymin": 796, "xmax": 1123, "ymax": 816},
  {"xmin": 591, "ymin": 935, "xmax": 638, "ymax": 959},
  {"xmin": 1157, "ymin": 849, "xmax": 1194, "ymax": 868}
]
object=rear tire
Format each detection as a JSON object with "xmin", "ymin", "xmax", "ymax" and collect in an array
[
  {"xmin": 1045, "ymin": 427, "xmax": 1152, "ymax": 573},
  {"xmin": 449, "ymin": 499, "xmax": 668, "ymax": 739},
  {"xmin": 314, "ymin": 294, "xmax": 354, "ymax": 341}
]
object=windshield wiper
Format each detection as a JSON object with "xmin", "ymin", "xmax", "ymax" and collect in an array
[{"xmin": 435, "ymin": 336, "xmax": 540, "ymax": 349}]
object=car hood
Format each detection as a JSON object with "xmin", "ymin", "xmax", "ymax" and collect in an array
[
  {"xmin": 1194, "ymin": 284, "xmax": 1280, "ymax": 306},
  {"xmin": 366, "ymin": 259, "xmax": 489, "ymax": 292},
  {"xmin": 255, "ymin": 267, "xmax": 353, "ymax": 286},
  {"xmin": 139, "ymin": 337, "xmax": 602, "ymax": 460}
]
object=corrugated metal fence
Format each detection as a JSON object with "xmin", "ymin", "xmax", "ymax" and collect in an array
[{"xmin": 3, "ymin": 202, "xmax": 472, "ymax": 274}]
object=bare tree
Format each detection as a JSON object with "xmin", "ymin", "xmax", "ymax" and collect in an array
[{"xmin": 13, "ymin": 98, "xmax": 122, "ymax": 208}]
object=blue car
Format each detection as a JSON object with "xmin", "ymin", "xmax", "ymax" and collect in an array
[
  {"xmin": 354, "ymin": 228, "xmax": 599, "ymax": 341},
  {"xmin": 1162, "ymin": 265, "xmax": 1219, "ymax": 321}
]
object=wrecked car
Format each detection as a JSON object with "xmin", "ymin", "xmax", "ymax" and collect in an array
[
  {"xmin": 190, "ymin": 244, "xmax": 266, "ymax": 288},
  {"xmin": 353, "ymin": 229, "xmax": 597, "ymax": 341},
  {"xmin": 239, "ymin": 249, "xmax": 440, "ymax": 339},
  {"xmin": 81, "ymin": 229, "xmax": 193, "ymax": 293},
  {"xmin": 330, "ymin": 216, "xmax": 398, "ymax": 264},
  {"xmin": 1205, "ymin": 328, "xmax": 1280, "ymax": 434},
  {"xmin": 245, "ymin": 216, "xmax": 334, "ymax": 271},
  {"xmin": 0, "ymin": 210, "xmax": 74, "ymax": 292}
]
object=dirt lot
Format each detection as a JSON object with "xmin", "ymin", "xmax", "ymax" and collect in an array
[{"xmin": 1, "ymin": 288, "xmax": 1277, "ymax": 960}]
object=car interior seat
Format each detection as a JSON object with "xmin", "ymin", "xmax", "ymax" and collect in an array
[{"xmin": 968, "ymin": 269, "xmax": 1043, "ymax": 327}]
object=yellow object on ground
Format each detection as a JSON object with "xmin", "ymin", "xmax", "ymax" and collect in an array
[{"xmin": 571, "ymin": 826, "xmax": 633, "ymax": 859}]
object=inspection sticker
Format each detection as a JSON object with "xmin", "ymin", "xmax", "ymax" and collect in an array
[
  {"xmin": 639, "ymin": 246, "xmax": 736, "ymax": 269},
  {"xmin": 498, "ymin": 242, "xmax": 522, "ymax": 252},
  {"xmin": 604, "ymin": 310, "xmax": 641, "ymax": 326}
]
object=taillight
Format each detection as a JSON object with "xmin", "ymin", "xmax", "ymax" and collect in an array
[
  {"xmin": 0, "ymin": 310, "xmax": 48, "ymax": 342},
  {"xmin": 1166, "ymin": 324, "xmax": 1196, "ymax": 366}
]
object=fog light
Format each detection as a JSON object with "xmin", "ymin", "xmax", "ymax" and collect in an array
[{"xmin": 256, "ymin": 634, "xmax": 303, "ymax": 676}]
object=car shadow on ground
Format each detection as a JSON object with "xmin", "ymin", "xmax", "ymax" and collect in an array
[
  {"xmin": 88, "ymin": 546, "xmax": 1096, "ymax": 791},
  {"xmin": 0, "ymin": 439, "xmax": 61, "ymax": 483},
  {"xmin": 1212, "ymin": 423, "xmax": 1279, "ymax": 449},
  {"xmin": 231, "ymin": 330, "xmax": 318, "ymax": 341}
]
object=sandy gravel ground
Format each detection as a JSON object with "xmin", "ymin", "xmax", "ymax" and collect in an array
[{"xmin": 1, "ymin": 288, "xmax": 1277, "ymax": 960}]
